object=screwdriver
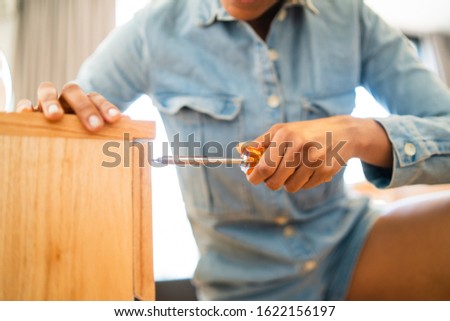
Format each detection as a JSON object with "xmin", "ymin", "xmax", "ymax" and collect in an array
[
  {"xmin": 153, "ymin": 146, "xmax": 265, "ymax": 175},
  {"xmin": 153, "ymin": 156, "xmax": 244, "ymax": 165}
]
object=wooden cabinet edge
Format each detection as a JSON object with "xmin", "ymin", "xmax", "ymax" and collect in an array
[
  {"xmin": 132, "ymin": 146, "xmax": 155, "ymax": 301},
  {"xmin": 0, "ymin": 112, "xmax": 156, "ymax": 301},
  {"xmin": 0, "ymin": 112, "xmax": 155, "ymax": 141}
]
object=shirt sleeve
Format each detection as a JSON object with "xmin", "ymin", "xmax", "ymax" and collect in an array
[
  {"xmin": 358, "ymin": 1, "xmax": 450, "ymax": 188},
  {"xmin": 76, "ymin": 13, "xmax": 150, "ymax": 111}
]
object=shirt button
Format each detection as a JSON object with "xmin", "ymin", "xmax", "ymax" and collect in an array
[
  {"xmin": 283, "ymin": 225, "xmax": 296, "ymax": 238},
  {"xmin": 404, "ymin": 143, "xmax": 417, "ymax": 157},
  {"xmin": 267, "ymin": 95, "xmax": 281, "ymax": 108},
  {"xmin": 268, "ymin": 49, "xmax": 279, "ymax": 61},
  {"xmin": 274, "ymin": 216, "xmax": 289, "ymax": 226},
  {"xmin": 303, "ymin": 260, "xmax": 317, "ymax": 273},
  {"xmin": 277, "ymin": 9, "xmax": 287, "ymax": 21}
]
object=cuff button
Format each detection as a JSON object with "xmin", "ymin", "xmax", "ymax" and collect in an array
[{"xmin": 404, "ymin": 143, "xmax": 417, "ymax": 157}]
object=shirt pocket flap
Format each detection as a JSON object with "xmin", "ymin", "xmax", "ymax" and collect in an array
[
  {"xmin": 306, "ymin": 91, "xmax": 356, "ymax": 117},
  {"xmin": 153, "ymin": 94, "xmax": 243, "ymax": 121}
]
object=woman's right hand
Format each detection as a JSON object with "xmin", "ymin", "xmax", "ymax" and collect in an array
[{"xmin": 16, "ymin": 81, "xmax": 122, "ymax": 132}]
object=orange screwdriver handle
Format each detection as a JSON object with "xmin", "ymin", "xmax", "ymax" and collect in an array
[{"xmin": 240, "ymin": 145, "xmax": 265, "ymax": 175}]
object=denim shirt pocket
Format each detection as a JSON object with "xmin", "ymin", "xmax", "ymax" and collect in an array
[
  {"xmin": 302, "ymin": 90, "xmax": 356, "ymax": 120},
  {"xmin": 154, "ymin": 94, "xmax": 243, "ymax": 120},
  {"xmin": 152, "ymin": 93, "xmax": 254, "ymax": 218},
  {"xmin": 287, "ymin": 91, "xmax": 356, "ymax": 213}
]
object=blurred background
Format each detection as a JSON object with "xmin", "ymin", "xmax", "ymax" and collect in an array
[{"xmin": 0, "ymin": 0, "xmax": 449, "ymax": 286}]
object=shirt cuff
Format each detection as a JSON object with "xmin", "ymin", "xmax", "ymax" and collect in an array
[{"xmin": 361, "ymin": 115, "xmax": 430, "ymax": 188}]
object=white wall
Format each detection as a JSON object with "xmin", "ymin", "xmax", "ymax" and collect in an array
[
  {"xmin": 0, "ymin": 0, "xmax": 18, "ymax": 68},
  {"xmin": 365, "ymin": 0, "xmax": 450, "ymax": 35}
]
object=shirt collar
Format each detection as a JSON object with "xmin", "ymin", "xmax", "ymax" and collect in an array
[{"xmin": 197, "ymin": 0, "xmax": 319, "ymax": 27}]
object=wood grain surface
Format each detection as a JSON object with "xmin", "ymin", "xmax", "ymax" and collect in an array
[
  {"xmin": 0, "ymin": 113, "xmax": 155, "ymax": 300},
  {"xmin": 132, "ymin": 146, "xmax": 155, "ymax": 301},
  {"xmin": 0, "ymin": 112, "xmax": 155, "ymax": 140}
]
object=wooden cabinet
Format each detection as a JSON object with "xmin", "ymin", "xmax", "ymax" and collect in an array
[{"xmin": 0, "ymin": 113, "xmax": 155, "ymax": 300}]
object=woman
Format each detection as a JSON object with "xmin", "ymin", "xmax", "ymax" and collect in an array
[{"xmin": 17, "ymin": 0, "xmax": 450, "ymax": 300}]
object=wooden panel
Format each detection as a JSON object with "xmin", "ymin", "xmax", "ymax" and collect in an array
[
  {"xmin": 0, "ymin": 112, "xmax": 155, "ymax": 141},
  {"xmin": 0, "ymin": 135, "xmax": 134, "ymax": 300},
  {"xmin": 132, "ymin": 144, "xmax": 155, "ymax": 301}
]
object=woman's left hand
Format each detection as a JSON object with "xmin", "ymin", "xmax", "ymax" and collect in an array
[{"xmin": 238, "ymin": 115, "xmax": 393, "ymax": 193}]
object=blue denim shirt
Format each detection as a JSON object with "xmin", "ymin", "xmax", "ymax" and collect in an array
[{"xmin": 77, "ymin": 0, "xmax": 450, "ymax": 300}]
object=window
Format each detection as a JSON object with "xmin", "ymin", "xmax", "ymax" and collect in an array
[{"xmin": 344, "ymin": 87, "xmax": 390, "ymax": 185}]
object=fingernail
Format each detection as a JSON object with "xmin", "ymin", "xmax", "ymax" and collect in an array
[
  {"xmin": 108, "ymin": 108, "xmax": 119, "ymax": 117},
  {"xmin": 88, "ymin": 115, "xmax": 101, "ymax": 129},
  {"xmin": 17, "ymin": 100, "xmax": 32, "ymax": 111},
  {"xmin": 47, "ymin": 104, "xmax": 60, "ymax": 115}
]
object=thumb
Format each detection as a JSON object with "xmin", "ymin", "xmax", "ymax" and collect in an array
[
  {"xmin": 236, "ymin": 125, "xmax": 279, "ymax": 153},
  {"xmin": 236, "ymin": 140, "xmax": 262, "ymax": 154}
]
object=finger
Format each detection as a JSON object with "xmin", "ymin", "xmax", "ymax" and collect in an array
[
  {"xmin": 284, "ymin": 165, "xmax": 315, "ymax": 193},
  {"xmin": 87, "ymin": 92, "xmax": 121, "ymax": 124},
  {"xmin": 60, "ymin": 83, "xmax": 104, "ymax": 131},
  {"xmin": 302, "ymin": 154, "xmax": 344, "ymax": 190},
  {"xmin": 236, "ymin": 125, "xmax": 281, "ymax": 155},
  {"xmin": 247, "ymin": 131, "xmax": 289, "ymax": 185},
  {"xmin": 302, "ymin": 166, "xmax": 338, "ymax": 190},
  {"xmin": 37, "ymin": 82, "xmax": 64, "ymax": 120},
  {"xmin": 16, "ymin": 99, "xmax": 34, "ymax": 112},
  {"xmin": 252, "ymin": 124, "xmax": 282, "ymax": 149},
  {"xmin": 236, "ymin": 140, "xmax": 260, "ymax": 154},
  {"xmin": 263, "ymin": 147, "xmax": 299, "ymax": 191},
  {"xmin": 236, "ymin": 142, "xmax": 246, "ymax": 154},
  {"xmin": 302, "ymin": 171, "xmax": 326, "ymax": 190},
  {"xmin": 236, "ymin": 122, "xmax": 283, "ymax": 156}
]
